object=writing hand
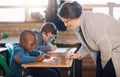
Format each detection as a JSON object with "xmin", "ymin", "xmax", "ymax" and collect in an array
[
  {"xmin": 44, "ymin": 54, "xmax": 50, "ymax": 59},
  {"xmin": 50, "ymin": 45, "xmax": 57, "ymax": 51},
  {"xmin": 65, "ymin": 53, "xmax": 80, "ymax": 60}
]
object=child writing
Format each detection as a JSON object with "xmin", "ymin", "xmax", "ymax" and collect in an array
[
  {"xmin": 32, "ymin": 22, "xmax": 58, "ymax": 53},
  {"xmin": 32, "ymin": 22, "xmax": 61, "ymax": 77},
  {"xmin": 10, "ymin": 30, "xmax": 59, "ymax": 77}
]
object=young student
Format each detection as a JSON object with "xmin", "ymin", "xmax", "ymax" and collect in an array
[
  {"xmin": 10, "ymin": 30, "xmax": 59, "ymax": 77},
  {"xmin": 32, "ymin": 22, "xmax": 58, "ymax": 53},
  {"xmin": 57, "ymin": 1, "xmax": 120, "ymax": 77},
  {"xmin": 32, "ymin": 22, "xmax": 61, "ymax": 77}
]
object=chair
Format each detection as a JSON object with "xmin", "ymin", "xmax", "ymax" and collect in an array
[
  {"xmin": 1, "ymin": 33, "xmax": 9, "ymax": 39},
  {"xmin": 0, "ymin": 54, "xmax": 9, "ymax": 77},
  {"xmin": 5, "ymin": 43, "xmax": 14, "ymax": 58},
  {"xmin": 5, "ymin": 43, "xmax": 15, "ymax": 66}
]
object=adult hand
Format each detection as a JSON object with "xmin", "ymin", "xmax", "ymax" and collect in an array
[{"xmin": 65, "ymin": 53, "xmax": 80, "ymax": 60}]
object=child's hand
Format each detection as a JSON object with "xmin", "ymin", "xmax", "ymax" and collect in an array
[
  {"xmin": 44, "ymin": 54, "xmax": 50, "ymax": 59},
  {"xmin": 35, "ymin": 55, "xmax": 45, "ymax": 62},
  {"xmin": 50, "ymin": 45, "xmax": 57, "ymax": 51}
]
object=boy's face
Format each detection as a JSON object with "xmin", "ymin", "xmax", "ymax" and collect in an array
[
  {"xmin": 22, "ymin": 37, "xmax": 36, "ymax": 52},
  {"xmin": 42, "ymin": 32, "xmax": 55, "ymax": 43}
]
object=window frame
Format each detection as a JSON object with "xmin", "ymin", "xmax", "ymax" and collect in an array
[{"xmin": 0, "ymin": 0, "xmax": 47, "ymax": 22}]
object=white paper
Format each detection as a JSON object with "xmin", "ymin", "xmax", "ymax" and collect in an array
[
  {"xmin": 53, "ymin": 48, "xmax": 69, "ymax": 53},
  {"xmin": 65, "ymin": 48, "xmax": 77, "ymax": 55},
  {"xmin": 43, "ymin": 57, "xmax": 58, "ymax": 62}
]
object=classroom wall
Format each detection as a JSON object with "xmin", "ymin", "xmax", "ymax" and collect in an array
[
  {"xmin": 0, "ymin": 22, "xmax": 77, "ymax": 39},
  {"xmin": 0, "ymin": 22, "xmax": 42, "ymax": 37}
]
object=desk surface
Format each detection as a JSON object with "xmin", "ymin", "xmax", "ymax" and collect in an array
[
  {"xmin": 0, "ymin": 48, "xmax": 7, "ymax": 53},
  {"xmin": 0, "ymin": 37, "xmax": 19, "ymax": 44},
  {"xmin": 22, "ymin": 53, "xmax": 73, "ymax": 68},
  {"xmin": 22, "ymin": 48, "xmax": 76, "ymax": 68}
]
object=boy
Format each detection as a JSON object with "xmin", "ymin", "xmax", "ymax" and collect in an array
[
  {"xmin": 32, "ymin": 22, "xmax": 61, "ymax": 77},
  {"xmin": 32, "ymin": 22, "xmax": 58, "ymax": 53},
  {"xmin": 10, "ymin": 30, "xmax": 59, "ymax": 77}
]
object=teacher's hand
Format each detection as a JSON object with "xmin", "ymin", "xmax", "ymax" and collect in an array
[{"xmin": 65, "ymin": 53, "xmax": 80, "ymax": 60}]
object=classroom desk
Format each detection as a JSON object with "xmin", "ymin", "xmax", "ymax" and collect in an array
[
  {"xmin": 55, "ymin": 38, "xmax": 82, "ymax": 77},
  {"xmin": 22, "ymin": 48, "xmax": 76, "ymax": 77},
  {"xmin": 22, "ymin": 53, "xmax": 73, "ymax": 68},
  {"xmin": 0, "ymin": 37, "xmax": 19, "ymax": 47},
  {"xmin": 22, "ymin": 48, "xmax": 76, "ymax": 68},
  {"xmin": 0, "ymin": 48, "xmax": 7, "ymax": 53},
  {"xmin": 0, "ymin": 37, "xmax": 19, "ymax": 44}
]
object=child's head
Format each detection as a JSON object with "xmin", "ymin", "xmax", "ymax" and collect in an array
[
  {"xmin": 40, "ymin": 22, "xmax": 58, "ymax": 43},
  {"xmin": 20, "ymin": 30, "xmax": 36, "ymax": 52}
]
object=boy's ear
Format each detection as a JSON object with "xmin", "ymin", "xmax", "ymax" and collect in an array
[
  {"xmin": 21, "ymin": 39, "xmax": 28, "ymax": 45},
  {"xmin": 21, "ymin": 40, "xmax": 25, "ymax": 45}
]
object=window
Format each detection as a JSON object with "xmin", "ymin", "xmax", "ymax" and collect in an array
[
  {"xmin": 92, "ymin": 7, "xmax": 109, "ymax": 15},
  {"xmin": 113, "ymin": 7, "xmax": 120, "ymax": 19},
  {"xmin": 0, "ymin": 8, "xmax": 25, "ymax": 22},
  {"xmin": 72, "ymin": 0, "xmax": 120, "ymax": 4},
  {"xmin": 0, "ymin": 0, "xmax": 48, "ymax": 22},
  {"xmin": 73, "ymin": 0, "xmax": 120, "ymax": 20}
]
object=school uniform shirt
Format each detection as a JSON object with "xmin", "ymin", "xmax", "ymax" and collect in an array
[
  {"xmin": 32, "ymin": 30, "xmax": 52, "ymax": 52},
  {"xmin": 10, "ymin": 44, "xmax": 40, "ymax": 77},
  {"xmin": 75, "ymin": 12, "xmax": 120, "ymax": 77}
]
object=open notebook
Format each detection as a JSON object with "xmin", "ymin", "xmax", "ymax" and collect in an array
[
  {"xmin": 43, "ymin": 47, "xmax": 77, "ymax": 62},
  {"xmin": 48, "ymin": 47, "xmax": 77, "ymax": 54},
  {"xmin": 65, "ymin": 47, "xmax": 77, "ymax": 55}
]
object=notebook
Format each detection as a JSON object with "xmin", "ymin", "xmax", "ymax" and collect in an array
[{"xmin": 48, "ymin": 47, "xmax": 77, "ymax": 54}]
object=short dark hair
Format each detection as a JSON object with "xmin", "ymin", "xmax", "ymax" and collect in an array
[
  {"xmin": 57, "ymin": 1, "xmax": 82, "ymax": 19},
  {"xmin": 20, "ymin": 30, "xmax": 35, "ymax": 43},
  {"xmin": 40, "ymin": 22, "xmax": 58, "ymax": 35}
]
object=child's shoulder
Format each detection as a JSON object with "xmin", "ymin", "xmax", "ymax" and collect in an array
[
  {"xmin": 31, "ymin": 29, "xmax": 39, "ymax": 34},
  {"xmin": 13, "ymin": 44, "xmax": 25, "ymax": 53}
]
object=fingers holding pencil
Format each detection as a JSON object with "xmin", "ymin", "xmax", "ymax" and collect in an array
[{"xmin": 65, "ymin": 53, "xmax": 81, "ymax": 60}]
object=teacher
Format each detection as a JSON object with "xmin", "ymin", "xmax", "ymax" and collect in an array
[{"xmin": 57, "ymin": 1, "xmax": 120, "ymax": 77}]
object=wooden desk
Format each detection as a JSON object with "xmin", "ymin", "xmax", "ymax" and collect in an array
[
  {"xmin": 22, "ymin": 53, "xmax": 73, "ymax": 68},
  {"xmin": 22, "ymin": 48, "xmax": 76, "ymax": 77},
  {"xmin": 55, "ymin": 39, "xmax": 82, "ymax": 77},
  {"xmin": 0, "ymin": 37, "xmax": 19, "ymax": 47},
  {"xmin": 22, "ymin": 48, "xmax": 77, "ymax": 68}
]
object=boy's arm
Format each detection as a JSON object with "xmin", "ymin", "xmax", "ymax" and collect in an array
[
  {"xmin": 14, "ymin": 55, "xmax": 35, "ymax": 64},
  {"xmin": 14, "ymin": 49, "xmax": 45, "ymax": 64},
  {"xmin": 14, "ymin": 55, "xmax": 45, "ymax": 64},
  {"xmin": 29, "ymin": 50, "xmax": 40, "ymax": 56}
]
